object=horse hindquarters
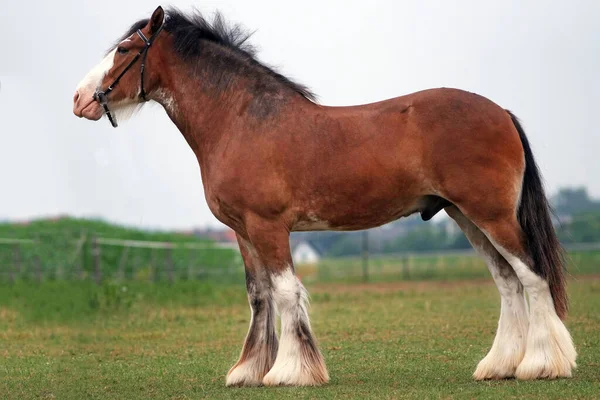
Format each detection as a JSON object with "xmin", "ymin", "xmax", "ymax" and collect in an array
[{"xmin": 447, "ymin": 111, "xmax": 576, "ymax": 380}]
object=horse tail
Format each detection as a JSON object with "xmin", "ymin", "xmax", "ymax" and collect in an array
[{"xmin": 508, "ymin": 110, "xmax": 568, "ymax": 319}]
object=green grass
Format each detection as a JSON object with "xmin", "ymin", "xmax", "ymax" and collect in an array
[{"xmin": 1, "ymin": 277, "xmax": 599, "ymax": 399}]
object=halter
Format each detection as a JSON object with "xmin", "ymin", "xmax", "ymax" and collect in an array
[{"xmin": 93, "ymin": 23, "xmax": 164, "ymax": 128}]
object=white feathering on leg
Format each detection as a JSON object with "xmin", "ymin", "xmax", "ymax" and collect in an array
[
  {"xmin": 263, "ymin": 268, "xmax": 328, "ymax": 386},
  {"xmin": 490, "ymin": 242, "xmax": 577, "ymax": 380}
]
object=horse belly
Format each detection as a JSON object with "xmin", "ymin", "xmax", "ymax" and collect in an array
[{"xmin": 293, "ymin": 193, "xmax": 424, "ymax": 232}]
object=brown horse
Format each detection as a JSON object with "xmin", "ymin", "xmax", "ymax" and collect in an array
[{"xmin": 73, "ymin": 6, "xmax": 576, "ymax": 386}]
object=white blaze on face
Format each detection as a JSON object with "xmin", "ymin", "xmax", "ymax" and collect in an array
[
  {"xmin": 74, "ymin": 45, "xmax": 146, "ymax": 123},
  {"xmin": 76, "ymin": 48, "xmax": 116, "ymax": 99}
]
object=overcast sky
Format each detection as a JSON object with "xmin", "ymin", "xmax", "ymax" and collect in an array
[{"xmin": 1, "ymin": 0, "xmax": 598, "ymax": 230}]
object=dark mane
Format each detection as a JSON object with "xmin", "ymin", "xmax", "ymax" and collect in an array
[{"xmin": 113, "ymin": 8, "xmax": 316, "ymax": 102}]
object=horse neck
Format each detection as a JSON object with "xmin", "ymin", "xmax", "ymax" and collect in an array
[
  {"xmin": 151, "ymin": 43, "xmax": 310, "ymax": 169},
  {"xmin": 150, "ymin": 56, "xmax": 232, "ymax": 161}
]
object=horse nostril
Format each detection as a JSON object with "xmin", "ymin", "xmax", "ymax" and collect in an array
[{"xmin": 73, "ymin": 91, "xmax": 80, "ymax": 103}]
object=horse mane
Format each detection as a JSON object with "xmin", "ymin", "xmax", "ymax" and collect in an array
[{"xmin": 113, "ymin": 7, "xmax": 317, "ymax": 102}]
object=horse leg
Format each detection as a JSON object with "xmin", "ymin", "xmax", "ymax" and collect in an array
[
  {"xmin": 446, "ymin": 206, "xmax": 528, "ymax": 379},
  {"xmin": 474, "ymin": 215, "xmax": 576, "ymax": 379},
  {"xmin": 241, "ymin": 222, "xmax": 328, "ymax": 386},
  {"xmin": 226, "ymin": 234, "xmax": 278, "ymax": 386}
]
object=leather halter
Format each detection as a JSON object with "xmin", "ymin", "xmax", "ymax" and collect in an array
[{"xmin": 93, "ymin": 23, "xmax": 164, "ymax": 128}]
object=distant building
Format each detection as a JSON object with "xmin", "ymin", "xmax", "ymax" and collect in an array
[{"xmin": 292, "ymin": 241, "xmax": 321, "ymax": 265}]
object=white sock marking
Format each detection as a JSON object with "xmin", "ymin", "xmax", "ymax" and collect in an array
[{"xmin": 487, "ymin": 239, "xmax": 577, "ymax": 379}]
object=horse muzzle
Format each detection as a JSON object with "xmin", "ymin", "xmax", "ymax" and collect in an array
[{"xmin": 73, "ymin": 90, "xmax": 104, "ymax": 121}]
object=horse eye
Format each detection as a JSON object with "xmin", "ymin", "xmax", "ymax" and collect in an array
[{"xmin": 117, "ymin": 47, "xmax": 129, "ymax": 55}]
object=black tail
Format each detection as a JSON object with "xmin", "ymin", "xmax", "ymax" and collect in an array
[{"xmin": 508, "ymin": 110, "xmax": 568, "ymax": 319}]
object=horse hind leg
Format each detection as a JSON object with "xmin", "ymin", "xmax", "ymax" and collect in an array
[
  {"xmin": 446, "ymin": 206, "xmax": 528, "ymax": 379},
  {"xmin": 477, "ymin": 216, "xmax": 576, "ymax": 379}
]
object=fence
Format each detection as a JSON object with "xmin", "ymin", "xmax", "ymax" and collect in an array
[
  {"xmin": 0, "ymin": 235, "xmax": 243, "ymax": 284},
  {"xmin": 309, "ymin": 244, "xmax": 600, "ymax": 283},
  {"xmin": 1, "ymin": 234, "xmax": 599, "ymax": 285}
]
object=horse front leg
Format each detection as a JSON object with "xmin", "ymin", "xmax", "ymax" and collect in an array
[
  {"xmin": 226, "ymin": 234, "xmax": 278, "ymax": 386},
  {"xmin": 243, "ymin": 223, "xmax": 328, "ymax": 386},
  {"xmin": 263, "ymin": 265, "xmax": 329, "ymax": 386}
]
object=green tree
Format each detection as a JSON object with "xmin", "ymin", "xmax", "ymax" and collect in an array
[
  {"xmin": 552, "ymin": 187, "xmax": 600, "ymax": 216},
  {"xmin": 557, "ymin": 211, "xmax": 600, "ymax": 243}
]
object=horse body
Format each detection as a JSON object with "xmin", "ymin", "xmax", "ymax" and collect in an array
[
  {"xmin": 73, "ymin": 6, "xmax": 576, "ymax": 387},
  {"xmin": 192, "ymin": 88, "xmax": 522, "ymax": 235}
]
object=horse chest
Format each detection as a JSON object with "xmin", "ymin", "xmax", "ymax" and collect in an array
[
  {"xmin": 205, "ymin": 193, "xmax": 245, "ymax": 233},
  {"xmin": 202, "ymin": 178, "xmax": 246, "ymax": 232}
]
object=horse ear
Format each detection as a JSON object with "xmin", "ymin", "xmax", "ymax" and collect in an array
[{"xmin": 149, "ymin": 6, "xmax": 165, "ymax": 35}]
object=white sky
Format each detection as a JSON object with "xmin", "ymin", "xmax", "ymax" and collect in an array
[{"xmin": 1, "ymin": 0, "xmax": 598, "ymax": 230}]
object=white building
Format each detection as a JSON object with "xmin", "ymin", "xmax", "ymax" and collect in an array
[{"xmin": 292, "ymin": 241, "xmax": 321, "ymax": 265}]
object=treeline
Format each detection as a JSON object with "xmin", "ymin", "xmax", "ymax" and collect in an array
[{"xmin": 557, "ymin": 211, "xmax": 600, "ymax": 243}]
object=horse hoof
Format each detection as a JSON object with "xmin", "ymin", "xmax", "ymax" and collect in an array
[
  {"xmin": 473, "ymin": 352, "xmax": 520, "ymax": 380},
  {"xmin": 226, "ymin": 362, "xmax": 266, "ymax": 387},
  {"xmin": 262, "ymin": 362, "xmax": 329, "ymax": 387}
]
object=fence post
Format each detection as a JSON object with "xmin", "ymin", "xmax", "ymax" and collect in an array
[
  {"xmin": 12, "ymin": 244, "xmax": 21, "ymax": 282},
  {"xmin": 76, "ymin": 243, "xmax": 84, "ymax": 280},
  {"xmin": 132, "ymin": 253, "xmax": 139, "ymax": 281},
  {"xmin": 34, "ymin": 255, "xmax": 42, "ymax": 284},
  {"xmin": 117, "ymin": 246, "xmax": 130, "ymax": 281},
  {"xmin": 93, "ymin": 236, "xmax": 102, "ymax": 285},
  {"xmin": 73, "ymin": 231, "xmax": 86, "ymax": 280},
  {"xmin": 188, "ymin": 259, "xmax": 194, "ymax": 280},
  {"xmin": 362, "ymin": 230, "xmax": 369, "ymax": 282},
  {"xmin": 402, "ymin": 255, "xmax": 410, "ymax": 280},
  {"xmin": 166, "ymin": 247, "xmax": 174, "ymax": 284},
  {"xmin": 150, "ymin": 248, "xmax": 157, "ymax": 283},
  {"xmin": 188, "ymin": 249, "xmax": 196, "ymax": 281}
]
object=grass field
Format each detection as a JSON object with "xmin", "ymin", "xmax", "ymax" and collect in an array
[
  {"xmin": 1, "ymin": 276, "xmax": 599, "ymax": 399},
  {"xmin": 313, "ymin": 249, "xmax": 600, "ymax": 283}
]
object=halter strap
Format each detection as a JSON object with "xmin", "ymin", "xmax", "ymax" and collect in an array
[
  {"xmin": 137, "ymin": 24, "xmax": 164, "ymax": 100},
  {"xmin": 93, "ymin": 21, "xmax": 164, "ymax": 128}
]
